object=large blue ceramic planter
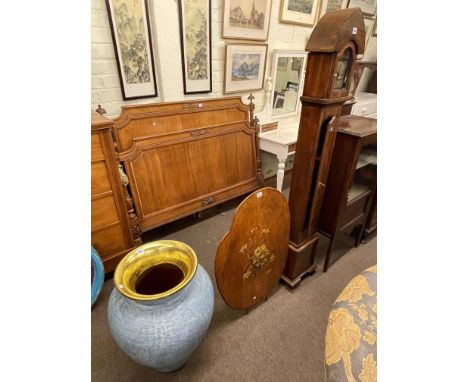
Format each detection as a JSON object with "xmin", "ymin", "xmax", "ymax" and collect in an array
[{"xmin": 108, "ymin": 241, "xmax": 214, "ymax": 372}]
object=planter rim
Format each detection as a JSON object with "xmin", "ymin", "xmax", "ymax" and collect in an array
[{"xmin": 114, "ymin": 240, "xmax": 198, "ymax": 301}]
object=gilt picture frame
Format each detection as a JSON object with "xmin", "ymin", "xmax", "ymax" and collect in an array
[
  {"xmin": 224, "ymin": 43, "xmax": 268, "ymax": 94},
  {"xmin": 279, "ymin": 0, "xmax": 320, "ymax": 27},
  {"xmin": 347, "ymin": 0, "xmax": 377, "ymax": 17},
  {"xmin": 178, "ymin": 0, "xmax": 212, "ymax": 94},
  {"xmin": 222, "ymin": 0, "xmax": 272, "ymax": 41},
  {"xmin": 105, "ymin": 0, "xmax": 158, "ymax": 100}
]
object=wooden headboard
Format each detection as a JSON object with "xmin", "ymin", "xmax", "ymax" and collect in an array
[{"xmin": 112, "ymin": 96, "xmax": 263, "ymax": 232}]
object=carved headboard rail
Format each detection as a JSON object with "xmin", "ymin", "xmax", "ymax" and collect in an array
[{"xmin": 113, "ymin": 96, "xmax": 263, "ymax": 232}]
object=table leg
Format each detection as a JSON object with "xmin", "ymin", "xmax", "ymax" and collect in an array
[{"xmin": 276, "ymin": 156, "xmax": 286, "ymax": 191}]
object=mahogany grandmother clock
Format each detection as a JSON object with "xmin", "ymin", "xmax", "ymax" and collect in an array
[{"xmin": 281, "ymin": 8, "xmax": 366, "ymax": 290}]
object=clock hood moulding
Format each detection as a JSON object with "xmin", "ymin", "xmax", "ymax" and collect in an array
[{"xmin": 306, "ymin": 8, "xmax": 366, "ymax": 55}]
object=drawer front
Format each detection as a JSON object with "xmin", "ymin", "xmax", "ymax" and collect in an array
[
  {"xmin": 91, "ymin": 161, "xmax": 112, "ymax": 196},
  {"xmin": 91, "ymin": 195, "xmax": 119, "ymax": 232},
  {"xmin": 91, "ymin": 132, "xmax": 105, "ymax": 162},
  {"xmin": 340, "ymin": 195, "xmax": 369, "ymax": 228},
  {"xmin": 91, "ymin": 224, "xmax": 127, "ymax": 260},
  {"xmin": 352, "ymin": 100, "xmax": 377, "ymax": 117}
]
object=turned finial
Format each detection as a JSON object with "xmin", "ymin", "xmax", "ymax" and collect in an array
[
  {"xmin": 248, "ymin": 93, "xmax": 255, "ymax": 108},
  {"xmin": 95, "ymin": 104, "xmax": 107, "ymax": 115}
]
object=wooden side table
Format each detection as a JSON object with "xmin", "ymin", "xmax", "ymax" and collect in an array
[{"xmin": 318, "ymin": 115, "xmax": 377, "ymax": 272}]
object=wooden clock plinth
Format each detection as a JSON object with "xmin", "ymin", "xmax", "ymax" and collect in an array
[
  {"xmin": 281, "ymin": 8, "xmax": 366, "ymax": 290},
  {"xmin": 281, "ymin": 235, "xmax": 319, "ymax": 291}
]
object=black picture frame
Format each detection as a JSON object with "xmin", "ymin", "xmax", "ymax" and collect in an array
[
  {"xmin": 105, "ymin": 0, "xmax": 158, "ymax": 100},
  {"xmin": 178, "ymin": 0, "xmax": 212, "ymax": 94}
]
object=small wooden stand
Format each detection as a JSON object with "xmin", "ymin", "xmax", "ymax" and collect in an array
[{"xmin": 281, "ymin": 9, "xmax": 366, "ymax": 290}]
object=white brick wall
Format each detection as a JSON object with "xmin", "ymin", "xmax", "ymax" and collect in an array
[{"xmin": 91, "ymin": 0, "xmax": 377, "ymax": 116}]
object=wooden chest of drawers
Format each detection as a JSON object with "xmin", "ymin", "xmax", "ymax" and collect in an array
[{"xmin": 91, "ymin": 112, "xmax": 139, "ymax": 272}]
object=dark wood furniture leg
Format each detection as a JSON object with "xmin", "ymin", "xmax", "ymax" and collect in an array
[
  {"xmin": 355, "ymin": 224, "xmax": 366, "ymax": 247},
  {"xmin": 323, "ymin": 235, "xmax": 336, "ymax": 273}
]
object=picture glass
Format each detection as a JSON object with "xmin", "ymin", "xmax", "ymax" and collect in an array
[
  {"xmin": 280, "ymin": 0, "xmax": 319, "ymax": 26},
  {"xmin": 223, "ymin": 0, "xmax": 272, "ymax": 40},
  {"xmin": 287, "ymin": 0, "xmax": 314, "ymax": 14},
  {"xmin": 326, "ymin": 0, "xmax": 344, "ymax": 11},
  {"xmin": 229, "ymin": 0, "xmax": 267, "ymax": 30},
  {"xmin": 179, "ymin": 0, "xmax": 212, "ymax": 93},
  {"xmin": 106, "ymin": 0, "xmax": 157, "ymax": 99},
  {"xmin": 231, "ymin": 54, "xmax": 261, "ymax": 81},
  {"xmin": 347, "ymin": 0, "xmax": 377, "ymax": 16},
  {"xmin": 224, "ymin": 44, "xmax": 267, "ymax": 94}
]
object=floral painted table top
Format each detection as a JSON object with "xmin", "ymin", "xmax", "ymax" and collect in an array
[{"xmin": 325, "ymin": 265, "xmax": 377, "ymax": 382}]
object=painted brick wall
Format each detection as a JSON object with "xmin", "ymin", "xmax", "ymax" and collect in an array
[{"xmin": 91, "ymin": 0, "xmax": 377, "ymax": 117}]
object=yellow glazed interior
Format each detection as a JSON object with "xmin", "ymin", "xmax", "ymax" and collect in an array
[{"xmin": 114, "ymin": 240, "xmax": 198, "ymax": 301}]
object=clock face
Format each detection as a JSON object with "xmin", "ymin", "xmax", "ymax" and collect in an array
[{"xmin": 335, "ymin": 48, "xmax": 352, "ymax": 89}]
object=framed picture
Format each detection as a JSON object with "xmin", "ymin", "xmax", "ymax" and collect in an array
[
  {"xmin": 319, "ymin": 0, "xmax": 347, "ymax": 18},
  {"xmin": 105, "ymin": 0, "xmax": 158, "ymax": 100},
  {"xmin": 291, "ymin": 57, "xmax": 302, "ymax": 71},
  {"xmin": 279, "ymin": 0, "xmax": 320, "ymax": 27},
  {"xmin": 277, "ymin": 57, "xmax": 288, "ymax": 71},
  {"xmin": 347, "ymin": 0, "xmax": 377, "ymax": 17},
  {"xmin": 222, "ymin": 0, "xmax": 272, "ymax": 41},
  {"xmin": 224, "ymin": 43, "xmax": 268, "ymax": 94},
  {"xmin": 178, "ymin": 0, "xmax": 212, "ymax": 94}
]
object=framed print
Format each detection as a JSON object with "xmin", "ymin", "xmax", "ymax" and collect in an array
[
  {"xmin": 347, "ymin": 0, "xmax": 377, "ymax": 17},
  {"xmin": 279, "ymin": 0, "xmax": 320, "ymax": 27},
  {"xmin": 222, "ymin": 0, "xmax": 272, "ymax": 41},
  {"xmin": 105, "ymin": 0, "xmax": 158, "ymax": 100},
  {"xmin": 224, "ymin": 43, "xmax": 268, "ymax": 94},
  {"xmin": 319, "ymin": 0, "xmax": 347, "ymax": 18},
  {"xmin": 277, "ymin": 57, "xmax": 288, "ymax": 71},
  {"xmin": 178, "ymin": 0, "xmax": 212, "ymax": 94},
  {"xmin": 291, "ymin": 57, "xmax": 302, "ymax": 71}
]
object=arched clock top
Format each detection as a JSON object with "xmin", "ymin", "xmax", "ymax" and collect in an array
[
  {"xmin": 302, "ymin": 8, "xmax": 365, "ymax": 100},
  {"xmin": 306, "ymin": 8, "xmax": 365, "ymax": 55}
]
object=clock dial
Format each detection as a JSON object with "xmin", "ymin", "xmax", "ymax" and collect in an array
[{"xmin": 335, "ymin": 48, "xmax": 352, "ymax": 89}]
